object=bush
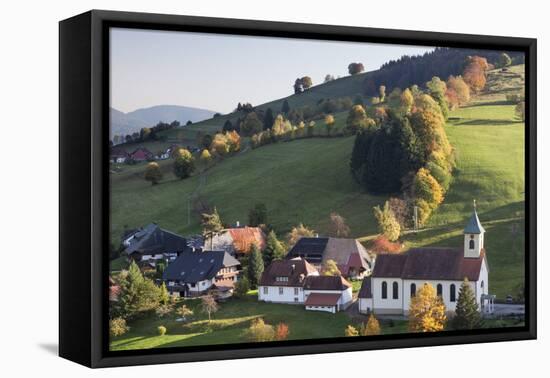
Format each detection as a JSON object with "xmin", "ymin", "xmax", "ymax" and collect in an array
[
  {"xmin": 247, "ymin": 318, "xmax": 275, "ymax": 342},
  {"xmin": 369, "ymin": 235, "xmax": 402, "ymax": 253},
  {"xmin": 234, "ymin": 277, "xmax": 250, "ymax": 298},
  {"xmin": 109, "ymin": 317, "xmax": 129, "ymax": 337},
  {"xmin": 157, "ymin": 325, "xmax": 167, "ymax": 336}
]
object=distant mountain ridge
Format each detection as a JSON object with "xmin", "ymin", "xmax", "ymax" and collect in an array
[{"xmin": 110, "ymin": 105, "xmax": 218, "ymax": 137}]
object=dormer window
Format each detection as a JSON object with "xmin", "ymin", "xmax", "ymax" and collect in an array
[{"xmin": 275, "ymin": 276, "xmax": 289, "ymax": 282}]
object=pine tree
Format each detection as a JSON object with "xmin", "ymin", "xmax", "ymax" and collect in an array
[
  {"xmin": 281, "ymin": 99, "xmax": 290, "ymax": 115},
  {"xmin": 247, "ymin": 243, "xmax": 264, "ymax": 288},
  {"xmin": 263, "ymin": 230, "xmax": 285, "ymax": 266},
  {"xmin": 452, "ymin": 278, "xmax": 482, "ymax": 330}
]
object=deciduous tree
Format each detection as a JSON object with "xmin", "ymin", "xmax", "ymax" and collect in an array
[
  {"xmin": 201, "ymin": 294, "xmax": 219, "ymax": 322},
  {"xmin": 348, "ymin": 62, "xmax": 365, "ymax": 75},
  {"xmin": 247, "ymin": 318, "xmax": 275, "ymax": 342},
  {"xmin": 287, "ymin": 223, "xmax": 315, "ymax": 247},
  {"xmin": 173, "ymin": 148, "xmax": 195, "ymax": 179},
  {"xmin": 344, "ymin": 325, "xmax": 359, "ymax": 337},
  {"xmin": 409, "ymin": 283, "xmax": 447, "ymax": 332},
  {"xmin": 144, "ymin": 162, "xmax": 162, "ymax": 185},
  {"xmin": 328, "ymin": 212, "xmax": 350, "ymax": 237},
  {"xmin": 360, "ymin": 314, "xmax": 381, "ymax": 336},
  {"xmin": 201, "ymin": 207, "xmax": 223, "ymax": 235},
  {"xmin": 322, "ymin": 259, "xmax": 341, "ymax": 276},
  {"xmin": 325, "ymin": 114, "xmax": 335, "ymax": 136},
  {"xmin": 373, "ymin": 201, "xmax": 401, "ymax": 241}
]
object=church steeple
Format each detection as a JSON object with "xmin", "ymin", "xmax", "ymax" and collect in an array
[{"xmin": 464, "ymin": 200, "xmax": 485, "ymax": 258}]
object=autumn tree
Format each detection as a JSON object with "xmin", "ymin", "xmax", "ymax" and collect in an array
[
  {"xmin": 247, "ymin": 244, "xmax": 264, "ymax": 288},
  {"xmin": 144, "ymin": 162, "xmax": 162, "ymax": 185},
  {"xmin": 263, "ymin": 230, "xmax": 286, "ymax": 265},
  {"xmin": 287, "ymin": 223, "xmax": 315, "ymax": 247},
  {"xmin": 301, "ymin": 76, "xmax": 313, "ymax": 90},
  {"xmin": 328, "ymin": 212, "xmax": 350, "ymax": 237},
  {"xmin": 275, "ymin": 323, "xmax": 290, "ymax": 341},
  {"xmin": 409, "ymin": 283, "xmax": 447, "ymax": 332},
  {"xmin": 247, "ymin": 318, "xmax": 275, "ymax": 342},
  {"xmin": 248, "ymin": 203, "xmax": 267, "ymax": 227},
  {"xmin": 344, "ymin": 325, "xmax": 359, "ymax": 337},
  {"xmin": 379, "ymin": 85, "xmax": 386, "ymax": 102},
  {"xmin": 173, "ymin": 148, "xmax": 195, "ymax": 179},
  {"xmin": 159, "ymin": 282, "xmax": 170, "ymax": 305},
  {"xmin": 463, "ymin": 55, "xmax": 489, "ymax": 93},
  {"xmin": 426, "ymin": 76, "xmax": 449, "ymax": 120},
  {"xmin": 373, "ymin": 201, "xmax": 401, "ymax": 242},
  {"xmin": 360, "ymin": 314, "xmax": 381, "ymax": 336},
  {"xmin": 412, "ymin": 167, "xmax": 444, "ymax": 209},
  {"xmin": 200, "ymin": 149, "xmax": 212, "ymax": 168},
  {"xmin": 325, "ymin": 114, "xmax": 335, "ymax": 136},
  {"xmin": 109, "ymin": 317, "xmax": 129, "ymax": 337},
  {"xmin": 452, "ymin": 278, "xmax": 482, "ymax": 330},
  {"xmin": 176, "ymin": 304, "xmax": 194, "ymax": 319},
  {"xmin": 346, "ymin": 104, "xmax": 373, "ymax": 134},
  {"xmin": 399, "ymin": 88, "xmax": 414, "ymax": 115},
  {"xmin": 348, "ymin": 62, "xmax": 365, "ymax": 75},
  {"xmin": 201, "ymin": 294, "xmax": 219, "ymax": 322},
  {"xmin": 210, "ymin": 133, "xmax": 230, "ymax": 156},
  {"xmin": 322, "ymin": 259, "xmax": 341, "ymax": 276},
  {"xmin": 201, "ymin": 207, "xmax": 223, "ymax": 235},
  {"xmin": 446, "ymin": 75, "xmax": 470, "ymax": 106}
]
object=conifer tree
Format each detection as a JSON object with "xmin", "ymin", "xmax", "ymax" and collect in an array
[
  {"xmin": 452, "ymin": 278, "xmax": 482, "ymax": 330},
  {"xmin": 263, "ymin": 230, "xmax": 285, "ymax": 266},
  {"xmin": 247, "ymin": 244, "xmax": 264, "ymax": 288},
  {"xmin": 159, "ymin": 282, "xmax": 170, "ymax": 305}
]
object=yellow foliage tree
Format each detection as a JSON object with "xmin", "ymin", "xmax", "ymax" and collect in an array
[
  {"xmin": 408, "ymin": 283, "xmax": 447, "ymax": 332},
  {"xmin": 287, "ymin": 223, "xmax": 315, "ymax": 247},
  {"xmin": 325, "ymin": 114, "xmax": 335, "ymax": 135},
  {"xmin": 360, "ymin": 314, "xmax": 381, "ymax": 336},
  {"xmin": 200, "ymin": 149, "xmax": 212, "ymax": 164},
  {"xmin": 412, "ymin": 168, "xmax": 444, "ymax": 209},
  {"xmin": 322, "ymin": 259, "xmax": 341, "ymax": 276},
  {"xmin": 344, "ymin": 325, "xmax": 359, "ymax": 337}
]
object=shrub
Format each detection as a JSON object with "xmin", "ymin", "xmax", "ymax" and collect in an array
[
  {"xmin": 247, "ymin": 318, "xmax": 275, "ymax": 342},
  {"xmin": 344, "ymin": 325, "xmax": 359, "ymax": 337},
  {"xmin": 234, "ymin": 277, "xmax": 250, "ymax": 298},
  {"xmin": 157, "ymin": 325, "xmax": 167, "ymax": 336},
  {"xmin": 109, "ymin": 317, "xmax": 129, "ymax": 337},
  {"xmin": 275, "ymin": 323, "xmax": 290, "ymax": 341},
  {"xmin": 369, "ymin": 235, "xmax": 402, "ymax": 253}
]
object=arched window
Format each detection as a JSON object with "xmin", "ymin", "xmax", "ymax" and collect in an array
[
  {"xmin": 450, "ymin": 284, "xmax": 456, "ymax": 302},
  {"xmin": 469, "ymin": 239, "xmax": 475, "ymax": 250},
  {"xmin": 410, "ymin": 283, "xmax": 416, "ymax": 298},
  {"xmin": 381, "ymin": 281, "xmax": 387, "ymax": 299},
  {"xmin": 437, "ymin": 284, "xmax": 443, "ymax": 297},
  {"xmin": 392, "ymin": 281, "xmax": 399, "ymax": 299},
  {"xmin": 481, "ymin": 280, "xmax": 485, "ymax": 294}
]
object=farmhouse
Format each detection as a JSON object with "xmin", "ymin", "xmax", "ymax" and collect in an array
[
  {"xmin": 258, "ymin": 258, "xmax": 352, "ymax": 313},
  {"xmin": 303, "ymin": 275, "xmax": 353, "ymax": 313},
  {"xmin": 110, "ymin": 148, "xmax": 129, "ymax": 163},
  {"xmin": 204, "ymin": 225, "xmax": 266, "ymax": 256},
  {"xmin": 359, "ymin": 206, "xmax": 492, "ymax": 315},
  {"xmin": 286, "ymin": 237, "xmax": 373, "ymax": 279},
  {"xmin": 130, "ymin": 147, "xmax": 153, "ymax": 161},
  {"xmin": 122, "ymin": 223, "xmax": 193, "ymax": 263},
  {"xmin": 163, "ymin": 250, "xmax": 241, "ymax": 297}
]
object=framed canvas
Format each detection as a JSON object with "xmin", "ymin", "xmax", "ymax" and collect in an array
[{"xmin": 59, "ymin": 10, "xmax": 537, "ymax": 368}]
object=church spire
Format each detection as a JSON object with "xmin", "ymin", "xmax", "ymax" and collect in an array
[{"xmin": 464, "ymin": 200, "xmax": 485, "ymax": 258}]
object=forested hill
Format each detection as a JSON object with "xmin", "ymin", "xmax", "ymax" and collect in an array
[{"xmin": 362, "ymin": 47, "xmax": 524, "ymax": 95}]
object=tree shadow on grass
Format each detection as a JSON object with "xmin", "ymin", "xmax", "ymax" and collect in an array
[{"xmin": 456, "ymin": 119, "xmax": 521, "ymax": 126}]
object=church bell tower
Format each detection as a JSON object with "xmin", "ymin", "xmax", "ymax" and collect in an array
[{"xmin": 464, "ymin": 200, "xmax": 485, "ymax": 258}]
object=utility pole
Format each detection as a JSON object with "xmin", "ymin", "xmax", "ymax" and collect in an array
[{"xmin": 413, "ymin": 205, "xmax": 418, "ymax": 233}]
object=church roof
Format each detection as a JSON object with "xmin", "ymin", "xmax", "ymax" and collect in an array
[
  {"xmin": 373, "ymin": 248, "xmax": 485, "ymax": 281},
  {"xmin": 464, "ymin": 209, "xmax": 486, "ymax": 234}
]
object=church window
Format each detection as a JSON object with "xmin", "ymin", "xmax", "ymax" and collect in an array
[
  {"xmin": 410, "ymin": 283, "xmax": 416, "ymax": 297},
  {"xmin": 469, "ymin": 237, "xmax": 475, "ymax": 250},
  {"xmin": 381, "ymin": 281, "xmax": 387, "ymax": 299},
  {"xmin": 392, "ymin": 281, "xmax": 399, "ymax": 299},
  {"xmin": 450, "ymin": 284, "xmax": 456, "ymax": 302},
  {"xmin": 437, "ymin": 284, "xmax": 443, "ymax": 297}
]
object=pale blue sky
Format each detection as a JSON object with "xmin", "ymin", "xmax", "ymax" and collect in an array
[{"xmin": 110, "ymin": 28, "xmax": 433, "ymax": 114}]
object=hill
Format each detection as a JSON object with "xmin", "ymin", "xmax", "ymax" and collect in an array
[{"xmin": 110, "ymin": 105, "xmax": 218, "ymax": 137}]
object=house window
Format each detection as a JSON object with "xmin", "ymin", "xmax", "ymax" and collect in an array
[
  {"xmin": 437, "ymin": 284, "xmax": 443, "ymax": 297},
  {"xmin": 450, "ymin": 284, "xmax": 456, "ymax": 302},
  {"xmin": 294, "ymin": 288, "xmax": 299, "ymax": 296},
  {"xmin": 381, "ymin": 281, "xmax": 388, "ymax": 299},
  {"xmin": 469, "ymin": 236, "xmax": 475, "ymax": 250},
  {"xmin": 294, "ymin": 297, "xmax": 298, "ymax": 302},
  {"xmin": 279, "ymin": 287, "xmax": 284, "ymax": 295},
  {"xmin": 392, "ymin": 281, "xmax": 399, "ymax": 299},
  {"xmin": 263, "ymin": 287, "xmax": 268, "ymax": 295},
  {"xmin": 481, "ymin": 280, "xmax": 485, "ymax": 294},
  {"xmin": 410, "ymin": 283, "xmax": 416, "ymax": 298}
]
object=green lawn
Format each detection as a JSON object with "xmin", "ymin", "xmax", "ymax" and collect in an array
[{"xmin": 110, "ymin": 292, "xmax": 352, "ymax": 350}]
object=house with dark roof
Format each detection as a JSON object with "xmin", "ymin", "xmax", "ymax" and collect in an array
[
  {"xmin": 110, "ymin": 148, "xmax": 129, "ymax": 163},
  {"xmin": 122, "ymin": 223, "xmax": 192, "ymax": 264},
  {"xmin": 258, "ymin": 258, "xmax": 319, "ymax": 304},
  {"xmin": 163, "ymin": 250, "xmax": 241, "ymax": 297},
  {"xmin": 204, "ymin": 226, "xmax": 266, "ymax": 256},
  {"xmin": 258, "ymin": 258, "xmax": 352, "ymax": 313},
  {"xmin": 286, "ymin": 237, "xmax": 373, "ymax": 279},
  {"xmin": 362, "ymin": 204, "xmax": 492, "ymax": 315}
]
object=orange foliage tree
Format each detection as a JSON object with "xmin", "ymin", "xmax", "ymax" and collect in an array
[{"xmin": 463, "ymin": 56, "xmax": 489, "ymax": 93}]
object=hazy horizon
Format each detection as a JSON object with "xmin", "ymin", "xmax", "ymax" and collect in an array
[{"xmin": 110, "ymin": 28, "xmax": 433, "ymax": 114}]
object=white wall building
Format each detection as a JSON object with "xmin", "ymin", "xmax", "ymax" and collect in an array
[
  {"xmin": 359, "ymin": 205, "xmax": 491, "ymax": 315},
  {"xmin": 258, "ymin": 258, "xmax": 318, "ymax": 304}
]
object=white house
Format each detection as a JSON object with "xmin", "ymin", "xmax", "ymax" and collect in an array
[
  {"xmin": 303, "ymin": 275, "xmax": 353, "ymax": 313},
  {"xmin": 360, "ymin": 204, "xmax": 491, "ymax": 315},
  {"xmin": 258, "ymin": 258, "xmax": 319, "ymax": 304}
]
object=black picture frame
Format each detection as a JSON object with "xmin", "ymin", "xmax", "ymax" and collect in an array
[{"xmin": 59, "ymin": 9, "xmax": 537, "ymax": 368}]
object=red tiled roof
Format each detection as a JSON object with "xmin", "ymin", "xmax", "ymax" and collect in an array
[
  {"xmin": 373, "ymin": 248, "xmax": 485, "ymax": 281},
  {"xmin": 228, "ymin": 227, "xmax": 266, "ymax": 253},
  {"xmin": 305, "ymin": 293, "xmax": 341, "ymax": 306}
]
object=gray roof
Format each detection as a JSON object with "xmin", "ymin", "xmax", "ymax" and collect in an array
[
  {"xmin": 163, "ymin": 250, "xmax": 240, "ymax": 283},
  {"xmin": 464, "ymin": 209, "xmax": 485, "ymax": 234},
  {"xmin": 124, "ymin": 223, "xmax": 190, "ymax": 256}
]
